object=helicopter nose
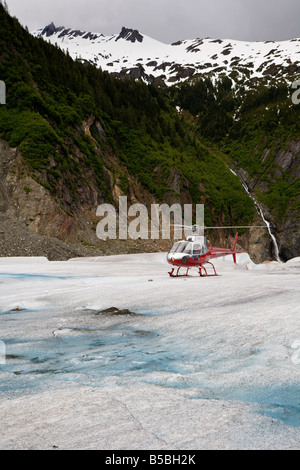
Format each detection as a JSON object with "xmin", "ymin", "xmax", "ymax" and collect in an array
[{"xmin": 167, "ymin": 253, "xmax": 177, "ymax": 265}]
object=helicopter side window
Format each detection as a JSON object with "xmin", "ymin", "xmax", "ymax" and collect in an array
[
  {"xmin": 193, "ymin": 244, "xmax": 201, "ymax": 255},
  {"xmin": 183, "ymin": 242, "xmax": 193, "ymax": 254}
]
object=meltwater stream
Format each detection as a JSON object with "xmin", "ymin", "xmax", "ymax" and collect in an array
[{"xmin": 228, "ymin": 167, "xmax": 281, "ymax": 262}]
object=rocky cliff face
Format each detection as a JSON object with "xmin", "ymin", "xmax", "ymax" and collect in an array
[
  {"xmin": 0, "ymin": 138, "xmax": 94, "ymax": 259},
  {"xmin": 266, "ymin": 141, "xmax": 300, "ymax": 262},
  {"xmin": 0, "ymin": 135, "xmax": 275, "ymax": 263},
  {"xmin": 0, "ymin": 133, "xmax": 173, "ymax": 260}
]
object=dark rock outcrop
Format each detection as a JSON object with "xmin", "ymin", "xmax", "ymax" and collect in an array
[{"xmin": 116, "ymin": 27, "xmax": 143, "ymax": 43}]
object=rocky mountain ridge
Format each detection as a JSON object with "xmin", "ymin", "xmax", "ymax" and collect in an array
[{"xmin": 32, "ymin": 23, "xmax": 300, "ymax": 86}]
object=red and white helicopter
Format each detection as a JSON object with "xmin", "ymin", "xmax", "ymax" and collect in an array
[{"xmin": 167, "ymin": 224, "xmax": 265, "ymax": 277}]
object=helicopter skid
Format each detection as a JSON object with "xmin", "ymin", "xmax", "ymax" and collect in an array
[
  {"xmin": 168, "ymin": 267, "xmax": 191, "ymax": 277},
  {"xmin": 198, "ymin": 262, "xmax": 219, "ymax": 277},
  {"xmin": 169, "ymin": 262, "xmax": 219, "ymax": 278}
]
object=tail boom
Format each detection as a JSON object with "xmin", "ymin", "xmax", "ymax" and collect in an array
[{"xmin": 209, "ymin": 234, "xmax": 240, "ymax": 264}]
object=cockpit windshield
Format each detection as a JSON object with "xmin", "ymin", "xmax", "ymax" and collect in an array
[{"xmin": 170, "ymin": 242, "xmax": 193, "ymax": 254}]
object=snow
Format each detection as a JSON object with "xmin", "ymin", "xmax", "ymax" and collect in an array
[
  {"xmin": 0, "ymin": 252, "xmax": 300, "ymax": 450},
  {"xmin": 31, "ymin": 26, "xmax": 300, "ymax": 85}
]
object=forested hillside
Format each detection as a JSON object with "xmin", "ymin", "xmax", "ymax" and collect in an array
[{"xmin": 170, "ymin": 73, "xmax": 300, "ymax": 260}]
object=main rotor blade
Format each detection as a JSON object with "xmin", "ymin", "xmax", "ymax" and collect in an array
[
  {"xmin": 172, "ymin": 225, "xmax": 195, "ymax": 228},
  {"xmin": 203, "ymin": 226, "xmax": 268, "ymax": 229},
  {"xmin": 172, "ymin": 224, "xmax": 268, "ymax": 230}
]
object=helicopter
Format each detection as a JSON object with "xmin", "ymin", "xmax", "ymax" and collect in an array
[{"xmin": 167, "ymin": 224, "xmax": 266, "ymax": 277}]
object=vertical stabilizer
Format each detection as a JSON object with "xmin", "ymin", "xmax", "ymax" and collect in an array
[{"xmin": 232, "ymin": 234, "xmax": 238, "ymax": 264}]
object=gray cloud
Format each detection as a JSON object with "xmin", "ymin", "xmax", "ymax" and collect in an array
[{"xmin": 5, "ymin": 0, "xmax": 300, "ymax": 43}]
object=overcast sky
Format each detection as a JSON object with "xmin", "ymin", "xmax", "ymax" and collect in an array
[{"xmin": 4, "ymin": 0, "xmax": 300, "ymax": 43}]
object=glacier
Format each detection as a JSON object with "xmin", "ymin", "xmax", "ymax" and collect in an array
[{"xmin": 0, "ymin": 252, "xmax": 299, "ymax": 449}]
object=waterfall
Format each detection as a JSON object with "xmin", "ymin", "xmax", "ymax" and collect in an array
[{"xmin": 228, "ymin": 167, "xmax": 281, "ymax": 262}]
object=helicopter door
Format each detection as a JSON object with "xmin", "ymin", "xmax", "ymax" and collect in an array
[
  {"xmin": 192, "ymin": 243, "xmax": 201, "ymax": 260},
  {"xmin": 193, "ymin": 244, "xmax": 201, "ymax": 255}
]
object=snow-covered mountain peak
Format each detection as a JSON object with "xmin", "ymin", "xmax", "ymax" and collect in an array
[
  {"xmin": 32, "ymin": 23, "xmax": 300, "ymax": 86},
  {"xmin": 116, "ymin": 27, "xmax": 144, "ymax": 43},
  {"xmin": 36, "ymin": 23, "xmax": 144, "ymax": 44}
]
